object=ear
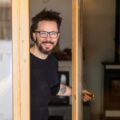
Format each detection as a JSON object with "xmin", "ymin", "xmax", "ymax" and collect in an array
[{"xmin": 32, "ymin": 33, "xmax": 36, "ymax": 42}]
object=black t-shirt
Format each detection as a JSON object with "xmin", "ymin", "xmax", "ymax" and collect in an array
[{"xmin": 30, "ymin": 53, "xmax": 60, "ymax": 120}]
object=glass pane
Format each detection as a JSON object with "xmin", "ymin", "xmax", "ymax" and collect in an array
[
  {"xmin": 30, "ymin": 0, "xmax": 72, "ymax": 120},
  {"xmin": 83, "ymin": 0, "xmax": 116, "ymax": 119},
  {"xmin": 0, "ymin": 0, "xmax": 12, "ymax": 119}
]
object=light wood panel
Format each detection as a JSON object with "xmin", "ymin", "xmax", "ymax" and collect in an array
[
  {"xmin": 12, "ymin": 0, "xmax": 30, "ymax": 120},
  {"xmin": 72, "ymin": 0, "xmax": 83, "ymax": 120},
  {"xmin": 72, "ymin": 0, "xmax": 79, "ymax": 120}
]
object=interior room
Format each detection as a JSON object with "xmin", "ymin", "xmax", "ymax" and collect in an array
[
  {"xmin": 30, "ymin": 1, "xmax": 72, "ymax": 120},
  {"xmin": 83, "ymin": 0, "xmax": 119, "ymax": 119},
  {"xmin": 0, "ymin": 0, "xmax": 120, "ymax": 120}
]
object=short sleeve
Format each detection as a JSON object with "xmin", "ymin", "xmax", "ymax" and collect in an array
[{"xmin": 51, "ymin": 83, "xmax": 60, "ymax": 95}]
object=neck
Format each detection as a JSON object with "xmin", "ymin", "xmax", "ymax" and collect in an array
[{"xmin": 30, "ymin": 44, "xmax": 48, "ymax": 60}]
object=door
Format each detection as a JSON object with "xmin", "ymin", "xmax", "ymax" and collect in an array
[{"xmin": 12, "ymin": 0, "xmax": 83, "ymax": 120}]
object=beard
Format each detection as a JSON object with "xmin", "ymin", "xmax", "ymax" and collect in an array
[{"xmin": 35, "ymin": 40, "xmax": 56, "ymax": 55}]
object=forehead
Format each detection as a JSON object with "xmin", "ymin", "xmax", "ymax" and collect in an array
[{"xmin": 37, "ymin": 20, "xmax": 58, "ymax": 31}]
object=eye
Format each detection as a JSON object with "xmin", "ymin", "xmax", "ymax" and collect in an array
[
  {"xmin": 51, "ymin": 32, "xmax": 57, "ymax": 35},
  {"xmin": 40, "ymin": 31, "xmax": 47, "ymax": 35},
  {"xmin": 50, "ymin": 32, "xmax": 58, "ymax": 37},
  {"xmin": 39, "ymin": 31, "xmax": 47, "ymax": 37}
]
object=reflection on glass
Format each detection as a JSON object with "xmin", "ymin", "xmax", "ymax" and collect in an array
[{"xmin": 0, "ymin": 0, "xmax": 12, "ymax": 120}]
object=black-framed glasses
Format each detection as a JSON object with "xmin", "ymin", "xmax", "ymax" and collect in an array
[{"xmin": 34, "ymin": 31, "xmax": 59, "ymax": 38}]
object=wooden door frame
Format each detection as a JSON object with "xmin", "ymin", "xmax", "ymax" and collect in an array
[
  {"xmin": 72, "ymin": 0, "xmax": 83, "ymax": 120},
  {"xmin": 12, "ymin": 0, "xmax": 83, "ymax": 119},
  {"xmin": 12, "ymin": 0, "xmax": 30, "ymax": 119}
]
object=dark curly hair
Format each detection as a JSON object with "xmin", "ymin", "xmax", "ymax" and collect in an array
[{"xmin": 30, "ymin": 9, "xmax": 62, "ymax": 41}]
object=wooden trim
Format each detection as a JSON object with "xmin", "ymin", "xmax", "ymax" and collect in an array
[
  {"xmin": 12, "ymin": 0, "xmax": 30, "ymax": 120},
  {"xmin": 72, "ymin": 0, "xmax": 83, "ymax": 120},
  {"xmin": 72, "ymin": 0, "xmax": 79, "ymax": 120}
]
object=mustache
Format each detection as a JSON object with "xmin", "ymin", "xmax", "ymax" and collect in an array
[{"xmin": 41, "ymin": 41, "xmax": 54, "ymax": 45}]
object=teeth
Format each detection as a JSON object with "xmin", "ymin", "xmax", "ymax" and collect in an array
[
  {"xmin": 44, "ymin": 43, "xmax": 52, "ymax": 47},
  {"xmin": 45, "ymin": 43, "xmax": 50, "ymax": 45}
]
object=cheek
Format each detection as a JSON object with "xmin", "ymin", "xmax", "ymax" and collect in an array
[
  {"xmin": 53, "ymin": 39, "xmax": 59, "ymax": 44},
  {"xmin": 36, "ymin": 37, "xmax": 44, "ymax": 43}
]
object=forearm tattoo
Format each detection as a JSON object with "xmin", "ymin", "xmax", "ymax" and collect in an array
[{"xmin": 59, "ymin": 85, "xmax": 67, "ymax": 94}]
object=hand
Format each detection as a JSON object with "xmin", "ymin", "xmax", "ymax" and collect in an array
[{"xmin": 82, "ymin": 89, "xmax": 94, "ymax": 102}]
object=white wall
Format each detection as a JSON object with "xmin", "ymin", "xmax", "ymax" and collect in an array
[
  {"xmin": 30, "ymin": 0, "xmax": 72, "ymax": 50},
  {"xmin": 0, "ymin": 41, "xmax": 12, "ymax": 120},
  {"xmin": 83, "ymin": 0, "xmax": 115, "ymax": 118}
]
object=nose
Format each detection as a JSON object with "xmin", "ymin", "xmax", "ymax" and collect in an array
[{"xmin": 46, "ymin": 34, "xmax": 51, "ymax": 41}]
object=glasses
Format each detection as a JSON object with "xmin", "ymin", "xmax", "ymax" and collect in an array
[{"xmin": 34, "ymin": 31, "xmax": 59, "ymax": 38}]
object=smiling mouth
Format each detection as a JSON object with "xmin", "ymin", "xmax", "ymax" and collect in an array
[
  {"xmin": 42, "ymin": 42, "xmax": 55, "ymax": 49},
  {"xmin": 43, "ymin": 43, "xmax": 53, "ymax": 47},
  {"xmin": 42, "ymin": 41, "xmax": 54, "ymax": 45}
]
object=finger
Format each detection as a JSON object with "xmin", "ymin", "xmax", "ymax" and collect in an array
[
  {"xmin": 83, "ymin": 95, "xmax": 92, "ymax": 102},
  {"xmin": 83, "ymin": 91, "xmax": 94, "ymax": 98}
]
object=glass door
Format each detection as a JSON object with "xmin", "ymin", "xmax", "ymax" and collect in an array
[{"xmin": 11, "ymin": 0, "xmax": 82, "ymax": 120}]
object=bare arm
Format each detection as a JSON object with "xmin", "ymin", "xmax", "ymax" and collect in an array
[
  {"xmin": 57, "ymin": 84, "xmax": 94, "ymax": 102},
  {"xmin": 57, "ymin": 83, "xmax": 72, "ymax": 96}
]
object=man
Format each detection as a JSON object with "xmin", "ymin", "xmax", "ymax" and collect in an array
[{"xmin": 30, "ymin": 9, "xmax": 93, "ymax": 120}]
